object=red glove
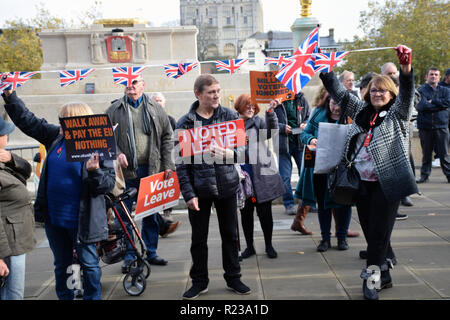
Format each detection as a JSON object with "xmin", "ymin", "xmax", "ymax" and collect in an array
[{"xmin": 395, "ymin": 45, "xmax": 412, "ymax": 65}]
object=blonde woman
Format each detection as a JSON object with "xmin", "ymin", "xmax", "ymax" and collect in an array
[{"xmin": 2, "ymin": 90, "xmax": 115, "ymax": 300}]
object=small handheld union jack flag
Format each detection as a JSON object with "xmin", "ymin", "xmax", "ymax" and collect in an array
[
  {"xmin": 59, "ymin": 69, "xmax": 95, "ymax": 88},
  {"xmin": 215, "ymin": 59, "xmax": 248, "ymax": 74},
  {"xmin": 276, "ymin": 27, "xmax": 319, "ymax": 94},
  {"xmin": 0, "ymin": 71, "xmax": 38, "ymax": 91},
  {"xmin": 164, "ymin": 62, "xmax": 199, "ymax": 79},
  {"xmin": 264, "ymin": 56, "xmax": 294, "ymax": 66},
  {"xmin": 112, "ymin": 66, "xmax": 146, "ymax": 86},
  {"xmin": 313, "ymin": 51, "xmax": 349, "ymax": 73}
]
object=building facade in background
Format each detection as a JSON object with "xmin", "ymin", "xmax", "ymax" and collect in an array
[{"xmin": 180, "ymin": 0, "xmax": 264, "ymax": 61}]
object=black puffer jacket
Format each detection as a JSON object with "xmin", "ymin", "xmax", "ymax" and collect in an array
[{"xmin": 175, "ymin": 101, "xmax": 242, "ymax": 201}]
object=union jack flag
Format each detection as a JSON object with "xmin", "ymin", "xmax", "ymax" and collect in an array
[
  {"xmin": 0, "ymin": 71, "xmax": 38, "ymax": 91},
  {"xmin": 313, "ymin": 51, "xmax": 349, "ymax": 73},
  {"xmin": 276, "ymin": 27, "xmax": 319, "ymax": 94},
  {"xmin": 163, "ymin": 62, "xmax": 199, "ymax": 79},
  {"xmin": 264, "ymin": 55, "xmax": 294, "ymax": 66},
  {"xmin": 112, "ymin": 66, "xmax": 146, "ymax": 86},
  {"xmin": 215, "ymin": 59, "xmax": 248, "ymax": 74},
  {"xmin": 59, "ymin": 69, "xmax": 95, "ymax": 88}
]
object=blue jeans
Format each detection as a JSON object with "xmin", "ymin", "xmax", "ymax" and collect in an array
[
  {"xmin": 0, "ymin": 254, "xmax": 26, "ymax": 300},
  {"xmin": 278, "ymin": 142, "xmax": 303, "ymax": 208},
  {"xmin": 45, "ymin": 223, "xmax": 101, "ymax": 300},
  {"xmin": 119, "ymin": 165, "xmax": 160, "ymax": 261}
]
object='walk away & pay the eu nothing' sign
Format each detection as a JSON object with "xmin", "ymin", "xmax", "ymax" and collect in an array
[{"xmin": 60, "ymin": 114, "xmax": 117, "ymax": 162}]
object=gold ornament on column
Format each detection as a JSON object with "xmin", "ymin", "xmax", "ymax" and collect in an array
[{"xmin": 300, "ymin": 0, "xmax": 312, "ymax": 18}]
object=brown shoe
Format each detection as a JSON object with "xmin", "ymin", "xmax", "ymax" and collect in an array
[
  {"xmin": 346, "ymin": 229, "xmax": 360, "ymax": 237},
  {"xmin": 161, "ymin": 221, "xmax": 180, "ymax": 238},
  {"xmin": 291, "ymin": 205, "xmax": 313, "ymax": 235}
]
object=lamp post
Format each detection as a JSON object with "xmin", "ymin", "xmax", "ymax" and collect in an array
[{"xmin": 291, "ymin": 0, "xmax": 319, "ymax": 49}]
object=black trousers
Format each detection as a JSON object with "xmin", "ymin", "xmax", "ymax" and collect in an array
[
  {"xmin": 188, "ymin": 195, "xmax": 241, "ymax": 287},
  {"xmin": 419, "ymin": 128, "xmax": 450, "ymax": 178},
  {"xmin": 240, "ymin": 199, "xmax": 273, "ymax": 249},
  {"xmin": 356, "ymin": 181, "xmax": 400, "ymax": 268}
]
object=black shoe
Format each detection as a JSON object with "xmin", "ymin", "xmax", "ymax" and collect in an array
[
  {"xmin": 317, "ymin": 240, "xmax": 331, "ymax": 252},
  {"xmin": 401, "ymin": 196, "xmax": 413, "ymax": 207},
  {"xmin": 147, "ymin": 256, "xmax": 168, "ymax": 266},
  {"xmin": 396, "ymin": 213, "xmax": 408, "ymax": 220},
  {"xmin": 416, "ymin": 176, "xmax": 429, "ymax": 184},
  {"xmin": 182, "ymin": 285, "xmax": 208, "ymax": 300},
  {"xmin": 121, "ymin": 259, "xmax": 134, "ymax": 274},
  {"xmin": 377, "ymin": 270, "xmax": 393, "ymax": 292},
  {"xmin": 359, "ymin": 250, "xmax": 397, "ymax": 266},
  {"xmin": 241, "ymin": 247, "xmax": 256, "ymax": 259},
  {"xmin": 359, "ymin": 250, "xmax": 367, "ymax": 259},
  {"xmin": 447, "ymin": 176, "xmax": 450, "ymax": 183},
  {"xmin": 227, "ymin": 279, "xmax": 251, "ymax": 295},
  {"xmin": 337, "ymin": 239, "xmax": 349, "ymax": 251},
  {"xmin": 265, "ymin": 246, "xmax": 278, "ymax": 258}
]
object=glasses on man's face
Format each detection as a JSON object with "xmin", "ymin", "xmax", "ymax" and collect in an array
[{"xmin": 370, "ymin": 89, "xmax": 388, "ymax": 95}]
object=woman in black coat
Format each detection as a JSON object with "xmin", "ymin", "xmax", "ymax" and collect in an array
[
  {"xmin": 234, "ymin": 94, "xmax": 285, "ymax": 259},
  {"xmin": 319, "ymin": 45, "xmax": 416, "ymax": 300}
]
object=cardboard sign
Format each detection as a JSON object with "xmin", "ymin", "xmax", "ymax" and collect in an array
[
  {"xmin": 177, "ymin": 119, "xmax": 246, "ymax": 158},
  {"xmin": 135, "ymin": 171, "xmax": 181, "ymax": 221},
  {"xmin": 250, "ymin": 71, "xmax": 295, "ymax": 104},
  {"xmin": 59, "ymin": 114, "xmax": 117, "ymax": 162}
]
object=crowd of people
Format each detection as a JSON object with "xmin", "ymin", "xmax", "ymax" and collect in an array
[{"xmin": 0, "ymin": 44, "xmax": 448, "ymax": 301}]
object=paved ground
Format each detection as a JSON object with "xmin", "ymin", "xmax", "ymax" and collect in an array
[{"xmin": 23, "ymin": 167, "xmax": 450, "ymax": 301}]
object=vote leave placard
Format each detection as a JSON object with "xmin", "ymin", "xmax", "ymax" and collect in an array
[
  {"xmin": 135, "ymin": 171, "xmax": 181, "ymax": 221},
  {"xmin": 177, "ymin": 119, "xmax": 246, "ymax": 157}
]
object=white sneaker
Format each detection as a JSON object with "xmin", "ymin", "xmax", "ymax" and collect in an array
[{"xmin": 432, "ymin": 158, "xmax": 441, "ymax": 168}]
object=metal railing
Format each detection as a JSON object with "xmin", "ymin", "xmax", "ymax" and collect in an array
[{"xmin": 5, "ymin": 144, "xmax": 40, "ymax": 197}]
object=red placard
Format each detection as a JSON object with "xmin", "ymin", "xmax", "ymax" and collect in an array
[
  {"xmin": 135, "ymin": 171, "xmax": 181, "ymax": 221},
  {"xmin": 177, "ymin": 119, "xmax": 246, "ymax": 158}
]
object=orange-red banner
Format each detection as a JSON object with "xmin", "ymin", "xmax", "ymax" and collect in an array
[
  {"xmin": 135, "ymin": 171, "xmax": 181, "ymax": 221},
  {"xmin": 177, "ymin": 119, "xmax": 246, "ymax": 158},
  {"xmin": 250, "ymin": 70, "xmax": 295, "ymax": 104}
]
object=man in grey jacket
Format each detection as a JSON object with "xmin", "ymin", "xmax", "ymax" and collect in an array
[{"xmin": 106, "ymin": 75, "xmax": 178, "ymax": 271}]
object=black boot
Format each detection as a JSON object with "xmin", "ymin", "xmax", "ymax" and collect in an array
[{"xmin": 378, "ymin": 270, "xmax": 393, "ymax": 291}]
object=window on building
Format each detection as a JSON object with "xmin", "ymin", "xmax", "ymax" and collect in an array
[
  {"xmin": 244, "ymin": 16, "xmax": 248, "ymax": 24},
  {"xmin": 209, "ymin": 18, "xmax": 213, "ymax": 25},
  {"xmin": 206, "ymin": 8, "xmax": 208, "ymax": 16},
  {"xmin": 240, "ymin": 6, "xmax": 243, "ymax": 14},
  {"xmin": 248, "ymin": 52, "xmax": 255, "ymax": 64},
  {"xmin": 232, "ymin": 7, "xmax": 235, "ymax": 14},
  {"xmin": 196, "ymin": 8, "xmax": 199, "ymax": 16},
  {"xmin": 193, "ymin": 18, "xmax": 196, "ymax": 25},
  {"xmin": 226, "ymin": 17, "xmax": 231, "ymax": 25}
]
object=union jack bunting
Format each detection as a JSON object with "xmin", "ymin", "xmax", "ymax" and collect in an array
[
  {"xmin": 312, "ymin": 51, "xmax": 349, "ymax": 73},
  {"xmin": 163, "ymin": 62, "xmax": 199, "ymax": 79},
  {"xmin": 112, "ymin": 66, "xmax": 146, "ymax": 86},
  {"xmin": 0, "ymin": 71, "xmax": 38, "ymax": 91},
  {"xmin": 215, "ymin": 59, "xmax": 248, "ymax": 74},
  {"xmin": 276, "ymin": 27, "xmax": 319, "ymax": 93},
  {"xmin": 59, "ymin": 69, "xmax": 95, "ymax": 88},
  {"xmin": 264, "ymin": 55, "xmax": 294, "ymax": 66}
]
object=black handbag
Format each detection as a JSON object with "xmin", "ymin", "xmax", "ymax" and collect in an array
[{"xmin": 328, "ymin": 141, "xmax": 364, "ymax": 205}]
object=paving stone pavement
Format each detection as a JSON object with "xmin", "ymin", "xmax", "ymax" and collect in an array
[{"xmin": 23, "ymin": 168, "xmax": 450, "ymax": 301}]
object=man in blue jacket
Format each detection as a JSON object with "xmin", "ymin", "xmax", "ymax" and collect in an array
[{"xmin": 416, "ymin": 67, "xmax": 450, "ymax": 183}]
